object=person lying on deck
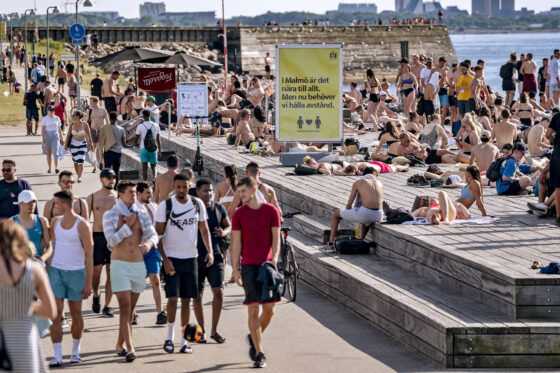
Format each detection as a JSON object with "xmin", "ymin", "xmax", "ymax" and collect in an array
[
  {"xmin": 397, "ymin": 133, "xmax": 470, "ymax": 164},
  {"xmin": 412, "ymin": 191, "xmax": 471, "ymax": 225},
  {"xmin": 303, "ymin": 157, "xmax": 357, "ymax": 176}
]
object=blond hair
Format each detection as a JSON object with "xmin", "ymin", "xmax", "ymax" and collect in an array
[{"xmin": 0, "ymin": 220, "xmax": 35, "ymax": 263}]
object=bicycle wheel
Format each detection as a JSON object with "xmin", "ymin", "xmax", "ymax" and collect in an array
[
  {"xmin": 286, "ymin": 243, "xmax": 298, "ymax": 302},
  {"xmin": 279, "ymin": 242, "xmax": 288, "ymax": 297}
]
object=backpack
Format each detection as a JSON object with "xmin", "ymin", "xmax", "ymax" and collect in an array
[
  {"xmin": 499, "ymin": 64, "xmax": 510, "ymax": 79},
  {"xmin": 294, "ymin": 163, "xmax": 319, "ymax": 175},
  {"xmin": 163, "ymin": 196, "xmax": 201, "ymax": 232},
  {"xmin": 486, "ymin": 156, "xmax": 508, "ymax": 182},
  {"xmin": 142, "ymin": 123, "xmax": 158, "ymax": 153},
  {"xmin": 386, "ymin": 207, "xmax": 414, "ymax": 224},
  {"xmin": 335, "ymin": 237, "xmax": 372, "ymax": 255},
  {"xmin": 212, "ymin": 202, "xmax": 230, "ymax": 252}
]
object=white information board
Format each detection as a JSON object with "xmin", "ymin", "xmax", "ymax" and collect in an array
[
  {"xmin": 177, "ymin": 82, "xmax": 208, "ymax": 124},
  {"xmin": 61, "ymin": 54, "xmax": 76, "ymax": 61}
]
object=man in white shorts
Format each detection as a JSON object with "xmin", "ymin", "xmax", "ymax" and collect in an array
[
  {"xmin": 323, "ymin": 167, "xmax": 384, "ymax": 251},
  {"xmin": 549, "ymin": 49, "xmax": 560, "ymax": 105}
]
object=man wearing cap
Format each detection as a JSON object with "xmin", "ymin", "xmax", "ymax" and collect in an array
[
  {"xmin": 469, "ymin": 130, "xmax": 500, "ymax": 173},
  {"xmin": 102, "ymin": 71, "xmax": 122, "ymax": 113},
  {"xmin": 87, "ymin": 168, "xmax": 118, "ymax": 317},
  {"xmin": 496, "ymin": 143, "xmax": 539, "ymax": 195},
  {"xmin": 0, "ymin": 159, "xmax": 35, "ymax": 219},
  {"xmin": 12, "ymin": 190, "xmax": 52, "ymax": 263},
  {"xmin": 87, "ymin": 96, "xmax": 110, "ymax": 172},
  {"xmin": 145, "ymin": 96, "xmax": 160, "ymax": 123}
]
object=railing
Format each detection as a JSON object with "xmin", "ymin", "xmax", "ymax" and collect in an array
[{"xmin": 118, "ymin": 101, "xmax": 173, "ymax": 141}]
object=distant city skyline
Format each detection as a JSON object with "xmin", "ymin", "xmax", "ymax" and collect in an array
[{"xmin": 6, "ymin": 0, "xmax": 560, "ymax": 17}]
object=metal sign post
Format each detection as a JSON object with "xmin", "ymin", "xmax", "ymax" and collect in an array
[{"xmin": 69, "ymin": 23, "xmax": 85, "ymax": 109}]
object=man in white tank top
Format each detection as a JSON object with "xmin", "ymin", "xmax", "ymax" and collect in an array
[{"xmin": 47, "ymin": 190, "xmax": 94, "ymax": 368}]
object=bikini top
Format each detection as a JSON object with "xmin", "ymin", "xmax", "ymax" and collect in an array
[
  {"xmin": 461, "ymin": 184, "xmax": 475, "ymax": 200},
  {"xmin": 72, "ymin": 129, "xmax": 85, "ymax": 136},
  {"xmin": 219, "ymin": 186, "xmax": 234, "ymax": 204},
  {"xmin": 401, "ymin": 75, "xmax": 414, "ymax": 85}
]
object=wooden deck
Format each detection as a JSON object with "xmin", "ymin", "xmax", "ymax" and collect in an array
[{"xmin": 119, "ymin": 130, "xmax": 560, "ymax": 368}]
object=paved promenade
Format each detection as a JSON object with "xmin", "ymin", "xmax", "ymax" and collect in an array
[{"xmin": 0, "ymin": 127, "xmax": 500, "ymax": 373}]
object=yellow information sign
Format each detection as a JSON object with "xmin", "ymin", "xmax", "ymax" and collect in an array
[
  {"xmin": 0, "ymin": 23, "xmax": 6, "ymax": 39},
  {"xmin": 275, "ymin": 44, "xmax": 342, "ymax": 142}
]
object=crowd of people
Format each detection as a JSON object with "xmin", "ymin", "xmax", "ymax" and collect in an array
[{"xmin": 0, "ymin": 156, "xmax": 284, "ymax": 370}]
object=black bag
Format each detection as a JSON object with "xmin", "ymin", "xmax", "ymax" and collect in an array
[
  {"xmin": 213, "ymin": 202, "xmax": 231, "ymax": 253},
  {"xmin": 386, "ymin": 208, "xmax": 414, "ymax": 224},
  {"xmin": 294, "ymin": 163, "xmax": 319, "ymax": 175},
  {"xmin": 344, "ymin": 137, "xmax": 360, "ymax": 148},
  {"xmin": 226, "ymin": 133, "xmax": 237, "ymax": 145},
  {"xmin": 142, "ymin": 123, "xmax": 158, "ymax": 153},
  {"xmin": 335, "ymin": 237, "xmax": 372, "ymax": 255},
  {"xmin": 487, "ymin": 156, "xmax": 508, "ymax": 182},
  {"xmin": 405, "ymin": 154, "xmax": 426, "ymax": 166},
  {"xmin": 499, "ymin": 63, "xmax": 510, "ymax": 79},
  {"xmin": 209, "ymin": 111, "xmax": 222, "ymax": 129}
]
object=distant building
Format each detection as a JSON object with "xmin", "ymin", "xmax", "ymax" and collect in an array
[
  {"xmin": 395, "ymin": 0, "xmax": 443, "ymax": 14},
  {"xmin": 490, "ymin": 0, "xmax": 500, "ymax": 17},
  {"xmin": 157, "ymin": 11, "xmax": 216, "ymax": 24},
  {"xmin": 472, "ymin": 0, "xmax": 491, "ymax": 16},
  {"xmin": 516, "ymin": 7, "xmax": 534, "ymax": 17},
  {"xmin": 139, "ymin": 2, "xmax": 166, "ymax": 18},
  {"xmin": 445, "ymin": 6, "xmax": 469, "ymax": 16},
  {"xmin": 327, "ymin": 3, "xmax": 378, "ymax": 14},
  {"xmin": 395, "ymin": 0, "xmax": 414, "ymax": 13},
  {"xmin": 81, "ymin": 11, "xmax": 120, "ymax": 20},
  {"xmin": 500, "ymin": 0, "xmax": 515, "ymax": 17}
]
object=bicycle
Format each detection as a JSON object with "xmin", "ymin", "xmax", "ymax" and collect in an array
[{"xmin": 278, "ymin": 211, "xmax": 301, "ymax": 302}]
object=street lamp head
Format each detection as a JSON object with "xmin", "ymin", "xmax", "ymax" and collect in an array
[
  {"xmin": 29, "ymin": 9, "xmax": 36, "ymax": 16},
  {"xmin": 53, "ymin": 7, "xmax": 60, "ymax": 14},
  {"xmin": 83, "ymin": 0, "xmax": 93, "ymax": 7}
]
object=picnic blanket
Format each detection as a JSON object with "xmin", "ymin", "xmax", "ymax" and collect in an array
[{"xmin": 402, "ymin": 216, "xmax": 501, "ymax": 225}]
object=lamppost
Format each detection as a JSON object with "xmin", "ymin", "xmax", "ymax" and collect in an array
[
  {"xmin": 221, "ymin": 0, "xmax": 227, "ymax": 92},
  {"xmin": 75, "ymin": 0, "xmax": 93, "ymax": 109},
  {"xmin": 46, "ymin": 6, "xmax": 60, "ymax": 80},
  {"xmin": 7, "ymin": 13, "xmax": 18, "ymax": 65},
  {"xmin": 24, "ymin": 8, "xmax": 36, "ymax": 92}
]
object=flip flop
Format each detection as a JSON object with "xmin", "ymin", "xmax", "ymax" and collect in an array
[
  {"xmin": 49, "ymin": 359, "xmax": 63, "ymax": 368},
  {"xmin": 197, "ymin": 333, "xmax": 207, "ymax": 344},
  {"xmin": 116, "ymin": 349, "xmax": 127, "ymax": 357},
  {"xmin": 211, "ymin": 332, "xmax": 226, "ymax": 344},
  {"xmin": 125, "ymin": 351, "xmax": 136, "ymax": 362}
]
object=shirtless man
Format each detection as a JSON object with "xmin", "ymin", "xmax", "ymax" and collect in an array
[
  {"xmin": 232, "ymin": 109, "xmax": 256, "ymax": 150},
  {"xmin": 88, "ymin": 96, "xmax": 110, "ymax": 171},
  {"xmin": 492, "ymin": 109, "xmax": 518, "ymax": 149},
  {"xmin": 102, "ymin": 71, "xmax": 122, "ymax": 114},
  {"xmin": 469, "ymin": 66, "xmax": 487, "ymax": 114},
  {"xmin": 323, "ymin": 167, "xmax": 383, "ymax": 252},
  {"xmin": 527, "ymin": 118, "xmax": 552, "ymax": 156},
  {"xmin": 102, "ymin": 180, "xmax": 158, "ymax": 362},
  {"xmin": 155, "ymin": 154, "xmax": 179, "ymax": 203},
  {"xmin": 411, "ymin": 54, "xmax": 426, "ymax": 81},
  {"xmin": 43, "ymin": 81, "xmax": 57, "ymax": 112},
  {"xmin": 226, "ymin": 162, "xmax": 282, "ymax": 218},
  {"xmin": 232, "ymin": 78, "xmax": 264, "ymax": 109},
  {"xmin": 397, "ymin": 133, "xmax": 468, "ymax": 164},
  {"xmin": 469, "ymin": 130, "xmax": 499, "ymax": 172},
  {"xmin": 348, "ymin": 82, "xmax": 362, "ymax": 104},
  {"xmin": 87, "ymin": 168, "xmax": 118, "ymax": 317},
  {"xmin": 520, "ymin": 53, "xmax": 538, "ymax": 94},
  {"xmin": 43, "ymin": 170, "xmax": 88, "ymax": 222},
  {"xmin": 264, "ymin": 52, "xmax": 271, "ymax": 80}
]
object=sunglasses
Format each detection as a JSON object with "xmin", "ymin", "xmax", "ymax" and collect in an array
[{"xmin": 2, "ymin": 168, "xmax": 13, "ymax": 172}]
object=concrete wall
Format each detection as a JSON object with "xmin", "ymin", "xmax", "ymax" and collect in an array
[{"xmin": 21, "ymin": 25, "xmax": 456, "ymax": 81}]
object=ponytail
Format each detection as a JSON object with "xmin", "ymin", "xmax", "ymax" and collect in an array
[{"xmin": 224, "ymin": 165, "xmax": 238, "ymax": 190}]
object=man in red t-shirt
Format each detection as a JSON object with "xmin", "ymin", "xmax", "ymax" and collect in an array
[{"xmin": 231, "ymin": 177, "xmax": 281, "ymax": 369}]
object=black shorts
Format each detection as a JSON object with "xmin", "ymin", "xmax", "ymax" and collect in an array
[
  {"xmin": 402, "ymin": 88, "xmax": 414, "ymax": 97},
  {"xmin": 164, "ymin": 257, "xmax": 198, "ymax": 299},
  {"xmin": 425, "ymin": 149, "xmax": 442, "ymax": 164},
  {"xmin": 93, "ymin": 232, "xmax": 111, "ymax": 266},
  {"xmin": 468, "ymin": 98, "xmax": 480, "ymax": 114},
  {"xmin": 500, "ymin": 181, "xmax": 522, "ymax": 195},
  {"xmin": 197, "ymin": 253, "xmax": 225, "ymax": 292},
  {"xmin": 239, "ymin": 99, "xmax": 254, "ymax": 109},
  {"xmin": 369, "ymin": 93, "xmax": 380, "ymax": 103},
  {"xmin": 416, "ymin": 97, "xmax": 425, "ymax": 116},
  {"xmin": 423, "ymin": 100, "xmax": 435, "ymax": 116},
  {"xmin": 241, "ymin": 265, "xmax": 280, "ymax": 305},
  {"xmin": 449, "ymin": 95, "xmax": 458, "ymax": 107},
  {"xmin": 57, "ymin": 77, "xmax": 65, "ymax": 85},
  {"xmin": 265, "ymin": 65, "xmax": 271, "ymax": 73},
  {"xmin": 103, "ymin": 96, "xmax": 117, "ymax": 113}
]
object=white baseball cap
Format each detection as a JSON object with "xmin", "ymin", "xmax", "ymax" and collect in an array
[
  {"xmin": 18, "ymin": 190, "xmax": 37, "ymax": 204},
  {"xmin": 379, "ymin": 91, "xmax": 387, "ymax": 96}
]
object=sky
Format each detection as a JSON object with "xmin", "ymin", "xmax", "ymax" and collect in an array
[{"xmin": 5, "ymin": 0, "xmax": 560, "ymax": 18}]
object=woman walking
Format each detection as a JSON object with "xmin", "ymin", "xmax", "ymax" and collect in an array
[
  {"xmin": 0, "ymin": 219, "xmax": 56, "ymax": 373},
  {"xmin": 64, "ymin": 110, "xmax": 92, "ymax": 183},
  {"xmin": 53, "ymin": 92, "xmax": 68, "ymax": 133},
  {"xmin": 214, "ymin": 164, "xmax": 238, "ymax": 213},
  {"xmin": 41, "ymin": 105, "xmax": 64, "ymax": 174},
  {"xmin": 67, "ymin": 74, "xmax": 78, "ymax": 108},
  {"xmin": 364, "ymin": 68, "xmax": 382, "ymax": 124}
]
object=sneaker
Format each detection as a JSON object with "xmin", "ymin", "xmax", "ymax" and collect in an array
[
  {"xmin": 253, "ymin": 352, "xmax": 267, "ymax": 368},
  {"xmin": 61, "ymin": 316, "xmax": 69, "ymax": 328},
  {"xmin": 163, "ymin": 339, "xmax": 174, "ymax": 354},
  {"xmin": 132, "ymin": 313, "xmax": 138, "ymax": 325},
  {"xmin": 320, "ymin": 243, "xmax": 335, "ymax": 253},
  {"xmin": 179, "ymin": 344, "xmax": 193, "ymax": 354},
  {"xmin": 92, "ymin": 296, "xmax": 101, "ymax": 313},
  {"xmin": 528, "ymin": 202, "xmax": 548, "ymax": 213},
  {"xmin": 49, "ymin": 359, "xmax": 63, "ymax": 368},
  {"xmin": 245, "ymin": 333, "xmax": 256, "ymax": 362},
  {"xmin": 156, "ymin": 311, "xmax": 167, "ymax": 325},
  {"xmin": 102, "ymin": 306, "xmax": 114, "ymax": 317}
]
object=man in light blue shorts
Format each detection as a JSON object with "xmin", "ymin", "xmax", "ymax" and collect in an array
[
  {"xmin": 133, "ymin": 110, "xmax": 161, "ymax": 181},
  {"xmin": 103, "ymin": 180, "xmax": 158, "ymax": 362}
]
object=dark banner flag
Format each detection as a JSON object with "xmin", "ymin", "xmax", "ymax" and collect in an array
[{"xmin": 137, "ymin": 67, "xmax": 176, "ymax": 91}]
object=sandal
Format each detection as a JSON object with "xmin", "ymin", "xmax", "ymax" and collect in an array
[
  {"xmin": 125, "ymin": 351, "xmax": 136, "ymax": 362},
  {"xmin": 70, "ymin": 354, "xmax": 82, "ymax": 364},
  {"xmin": 163, "ymin": 339, "xmax": 174, "ymax": 354},
  {"xmin": 197, "ymin": 333, "xmax": 207, "ymax": 344},
  {"xmin": 49, "ymin": 359, "xmax": 63, "ymax": 368},
  {"xmin": 116, "ymin": 349, "xmax": 127, "ymax": 357},
  {"xmin": 47, "ymin": 169, "xmax": 52, "ymax": 174},
  {"xmin": 211, "ymin": 332, "xmax": 226, "ymax": 344}
]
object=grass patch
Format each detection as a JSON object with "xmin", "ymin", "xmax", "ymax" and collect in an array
[{"xmin": 0, "ymin": 89, "xmax": 26, "ymax": 126}]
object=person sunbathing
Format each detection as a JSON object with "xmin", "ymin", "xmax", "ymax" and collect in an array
[
  {"xmin": 412, "ymin": 191, "xmax": 471, "ymax": 225},
  {"xmin": 303, "ymin": 157, "xmax": 356, "ymax": 176},
  {"xmin": 355, "ymin": 161, "xmax": 409, "ymax": 174}
]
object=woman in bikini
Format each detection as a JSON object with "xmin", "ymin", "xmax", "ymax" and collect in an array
[
  {"xmin": 477, "ymin": 106, "xmax": 494, "ymax": 132},
  {"xmin": 64, "ymin": 110, "xmax": 93, "ymax": 183},
  {"xmin": 132, "ymin": 91, "xmax": 146, "ymax": 115},
  {"xmin": 303, "ymin": 157, "xmax": 351, "ymax": 176},
  {"xmin": 371, "ymin": 121, "xmax": 402, "ymax": 164},
  {"xmin": 456, "ymin": 113, "xmax": 481, "ymax": 156},
  {"xmin": 214, "ymin": 165, "xmax": 238, "ymax": 212},
  {"xmin": 412, "ymin": 191, "xmax": 471, "ymax": 225},
  {"xmin": 398, "ymin": 64, "xmax": 418, "ymax": 118},
  {"xmin": 513, "ymin": 93, "xmax": 534, "ymax": 131},
  {"xmin": 364, "ymin": 68, "xmax": 382, "ymax": 124},
  {"xmin": 405, "ymin": 112, "xmax": 423, "ymax": 136},
  {"xmin": 355, "ymin": 161, "xmax": 409, "ymax": 174}
]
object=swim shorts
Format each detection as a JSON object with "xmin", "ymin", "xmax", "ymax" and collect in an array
[
  {"xmin": 110, "ymin": 260, "xmax": 147, "ymax": 293},
  {"xmin": 340, "ymin": 206, "xmax": 383, "ymax": 225}
]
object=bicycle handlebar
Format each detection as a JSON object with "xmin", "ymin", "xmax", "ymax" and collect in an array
[{"xmin": 282, "ymin": 211, "xmax": 302, "ymax": 219}]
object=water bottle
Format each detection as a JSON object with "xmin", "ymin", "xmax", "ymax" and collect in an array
[{"xmin": 382, "ymin": 143, "xmax": 388, "ymax": 155}]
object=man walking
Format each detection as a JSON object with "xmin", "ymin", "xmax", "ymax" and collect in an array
[
  {"xmin": 155, "ymin": 154, "xmax": 180, "ymax": 203},
  {"xmin": 24, "ymin": 84, "xmax": 42, "ymax": 135},
  {"xmin": 43, "ymin": 170, "xmax": 88, "ymax": 222},
  {"xmin": 99, "ymin": 111, "xmax": 126, "ymax": 185},
  {"xmin": 231, "ymin": 177, "xmax": 282, "ymax": 368},
  {"xmin": 103, "ymin": 181, "xmax": 159, "ymax": 362},
  {"xmin": 135, "ymin": 181, "xmax": 167, "ymax": 325},
  {"xmin": 155, "ymin": 174, "xmax": 213, "ymax": 354},
  {"xmin": 0, "ymin": 159, "xmax": 34, "ymax": 219},
  {"xmin": 48, "ymin": 190, "xmax": 93, "ymax": 367},
  {"xmin": 87, "ymin": 169, "xmax": 118, "ymax": 317},
  {"xmin": 102, "ymin": 71, "xmax": 121, "ymax": 113},
  {"xmin": 87, "ymin": 96, "xmax": 110, "ymax": 172},
  {"xmin": 133, "ymin": 110, "xmax": 161, "ymax": 181},
  {"xmin": 193, "ymin": 178, "xmax": 231, "ymax": 344}
]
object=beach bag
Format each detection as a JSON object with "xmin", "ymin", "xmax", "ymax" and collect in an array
[
  {"xmin": 142, "ymin": 123, "xmax": 158, "ymax": 153},
  {"xmin": 226, "ymin": 133, "xmax": 237, "ymax": 145},
  {"xmin": 294, "ymin": 163, "xmax": 318, "ymax": 175},
  {"xmin": 57, "ymin": 146, "xmax": 68, "ymax": 160},
  {"xmin": 486, "ymin": 156, "xmax": 508, "ymax": 182},
  {"xmin": 386, "ymin": 208, "xmax": 414, "ymax": 224},
  {"xmin": 85, "ymin": 150, "xmax": 97, "ymax": 166},
  {"xmin": 335, "ymin": 237, "xmax": 372, "ymax": 255}
]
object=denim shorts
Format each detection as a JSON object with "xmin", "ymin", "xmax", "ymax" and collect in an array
[
  {"xmin": 111, "ymin": 260, "xmax": 147, "ymax": 293},
  {"xmin": 439, "ymin": 94, "xmax": 449, "ymax": 107},
  {"xmin": 49, "ymin": 266, "xmax": 86, "ymax": 301}
]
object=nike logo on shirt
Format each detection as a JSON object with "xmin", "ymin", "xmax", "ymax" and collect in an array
[{"xmin": 171, "ymin": 208, "xmax": 194, "ymax": 219}]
